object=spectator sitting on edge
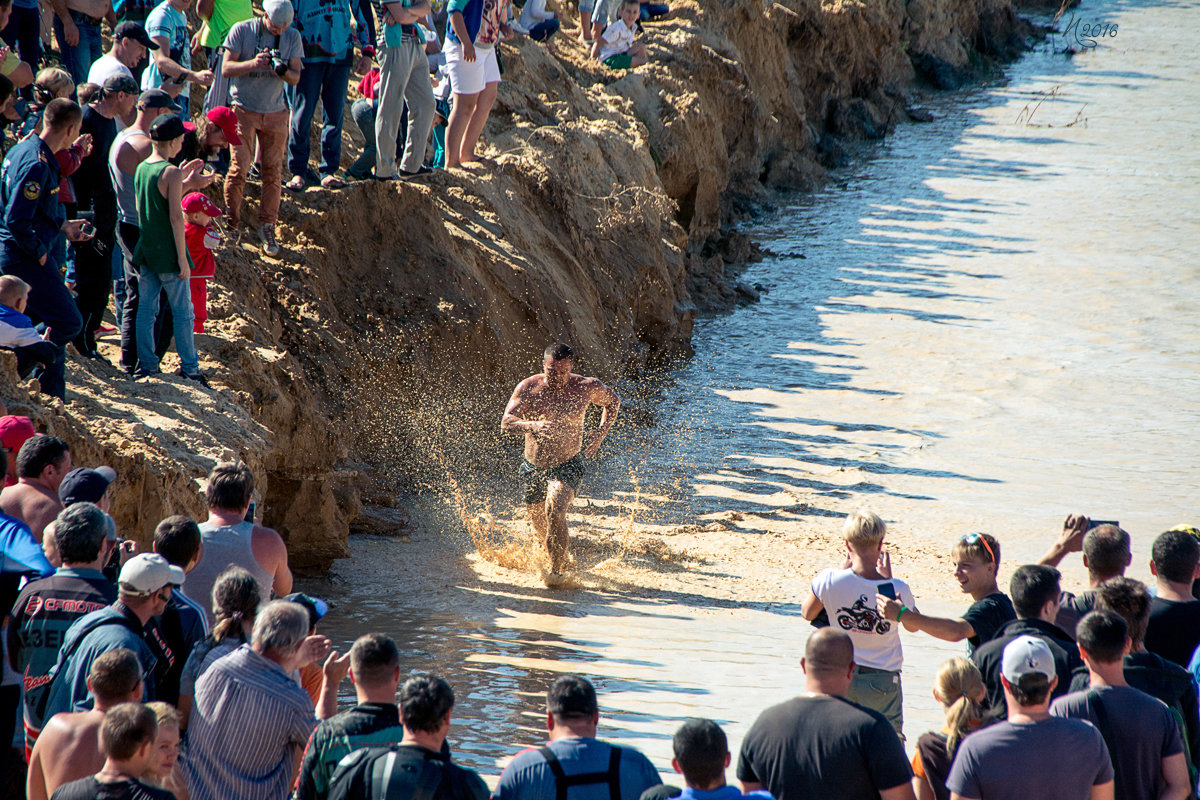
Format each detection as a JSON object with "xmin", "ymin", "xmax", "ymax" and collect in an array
[{"xmin": 0, "ymin": 275, "xmax": 65, "ymax": 399}]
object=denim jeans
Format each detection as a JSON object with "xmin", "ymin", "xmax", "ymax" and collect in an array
[
  {"xmin": 1, "ymin": 6, "xmax": 40, "ymax": 81},
  {"xmin": 529, "ymin": 18, "xmax": 560, "ymax": 41},
  {"xmin": 348, "ymin": 98, "xmax": 408, "ymax": 179},
  {"xmin": 135, "ymin": 269, "xmax": 197, "ymax": 375},
  {"xmin": 288, "ymin": 59, "xmax": 353, "ymax": 178},
  {"xmin": 13, "ymin": 340, "xmax": 64, "ymax": 399},
  {"xmin": 53, "ymin": 11, "xmax": 103, "ymax": 85}
]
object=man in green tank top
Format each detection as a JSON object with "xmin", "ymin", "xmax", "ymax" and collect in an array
[{"xmin": 131, "ymin": 114, "xmax": 210, "ymax": 385}]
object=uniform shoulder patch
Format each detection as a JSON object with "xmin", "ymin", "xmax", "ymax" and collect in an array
[{"xmin": 21, "ymin": 180, "xmax": 40, "ymax": 201}]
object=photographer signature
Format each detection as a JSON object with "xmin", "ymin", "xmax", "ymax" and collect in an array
[{"xmin": 1058, "ymin": 13, "xmax": 1119, "ymax": 49}]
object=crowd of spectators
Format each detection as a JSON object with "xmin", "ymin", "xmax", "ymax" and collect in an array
[
  {"xmin": 0, "ymin": 0, "xmax": 667, "ymax": 400},
  {"xmin": 0, "ymin": 420, "xmax": 1200, "ymax": 800}
]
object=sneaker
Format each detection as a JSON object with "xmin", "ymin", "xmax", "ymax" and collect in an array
[
  {"xmin": 401, "ymin": 166, "xmax": 434, "ymax": 179},
  {"xmin": 176, "ymin": 369, "xmax": 210, "ymax": 388},
  {"xmin": 258, "ymin": 224, "xmax": 280, "ymax": 257},
  {"xmin": 133, "ymin": 369, "xmax": 159, "ymax": 381}
]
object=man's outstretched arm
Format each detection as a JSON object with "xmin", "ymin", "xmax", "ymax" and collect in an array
[{"xmin": 878, "ymin": 598, "xmax": 973, "ymax": 642}]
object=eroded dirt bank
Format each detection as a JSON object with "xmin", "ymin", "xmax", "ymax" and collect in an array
[{"xmin": 4, "ymin": 0, "xmax": 1038, "ymax": 568}]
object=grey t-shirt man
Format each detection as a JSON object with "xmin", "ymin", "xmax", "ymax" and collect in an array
[
  {"xmin": 946, "ymin": 717, "xmax": 1113, "ymax": 800},
  {"xmin": 1050, "ymin": 685, "xmax": 1184, "ymax": 800},
  {"xmin": 222, "ymin": 17, "xmax": 302, "ymax": 114}
]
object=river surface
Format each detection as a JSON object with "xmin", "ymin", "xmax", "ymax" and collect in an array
[{"xmin": 302, "ymin": 0, "xmax": 1199, "ymax": 782}]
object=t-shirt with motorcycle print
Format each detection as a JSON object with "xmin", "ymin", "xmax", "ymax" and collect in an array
[{"xmin": 810, "ymin": 568, "xmax": 915, "ymax": 672}]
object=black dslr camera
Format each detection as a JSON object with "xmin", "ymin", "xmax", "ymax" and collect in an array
[{"xmin": 262, "ymin": 48, "xmax": 289, "ymax": 77}]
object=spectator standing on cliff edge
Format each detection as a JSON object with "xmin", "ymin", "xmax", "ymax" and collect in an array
[{"xmin": 501, "ymin": 343, "xmax": 620, "ymax": 588}]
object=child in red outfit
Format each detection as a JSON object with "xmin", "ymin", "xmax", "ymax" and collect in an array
[{"xmin": 182, "ymin": 193, "xmax": 224, "ymax": 333}]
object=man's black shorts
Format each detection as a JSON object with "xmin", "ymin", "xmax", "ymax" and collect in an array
[{"xmin": 519, "ymin": 453, "xmax": 587, "ymax": 505}]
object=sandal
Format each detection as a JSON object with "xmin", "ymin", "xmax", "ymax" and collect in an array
[
  {"xmin": 320, "ymin": 174, "xmax": 346, "ymax": 189},
  {"xmin": 284, "ymin": 174, "xmax": 307, "ymax": 191}
]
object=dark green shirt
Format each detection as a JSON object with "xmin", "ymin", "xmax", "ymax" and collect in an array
[{"xmin": 132, "ymin": 159, "xmax": 193, "ymax": 275}]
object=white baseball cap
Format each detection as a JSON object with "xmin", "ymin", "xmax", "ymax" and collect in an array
[
  {"xmin": 118, "ymin": 554, "xmax": 185, "ymax": 595},
  {"xmin": 1001, "ymin": 635, "xmax": 1056, "ymax": 683}
]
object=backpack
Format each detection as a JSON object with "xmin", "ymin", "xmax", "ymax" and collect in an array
[
  {"xmin": 33, "ymin": 613, "xmax": 142, "ymax": 724},
  {"xmin": 326, "ymin": 745, "xmax": 446, "ymax": 800},
  {"xmin": 537, "ymin": 744, "xmax": 623, "ymax": 800}
]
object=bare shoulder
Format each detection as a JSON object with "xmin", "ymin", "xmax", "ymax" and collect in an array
[
  {"xmin": 509, "ymin": 374, "xmax": 546, "ymax": 403},
  {"xmin": 252, "ymin": 523, "xmax": 286, "ymax": 553},
  {"xmin": 577, "ymin": 376, "xmax": 618, "ymax": 400},
  {"xmin": 519, "ymin": 374, "xmax": 547, "ymax": 392}
]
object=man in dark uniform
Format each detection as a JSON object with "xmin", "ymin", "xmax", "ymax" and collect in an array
[{"xmin": 0, "ymin": 98, "xmax": 89, "ymax": 361}]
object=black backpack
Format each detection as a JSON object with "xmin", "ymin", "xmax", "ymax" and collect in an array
[{"xmin": 326, "ymin": 745, "xmax": 447, "ymax": 800}]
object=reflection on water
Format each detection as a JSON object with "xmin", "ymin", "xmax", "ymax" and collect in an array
[{"xmin": 306, "ymin": 0, "xmax": 1199, "ymax": 780}]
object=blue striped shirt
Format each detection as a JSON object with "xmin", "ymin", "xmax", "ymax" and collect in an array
[{"xmin": 182, "ymin": 644, "xmax": 316, "ymax": 800}]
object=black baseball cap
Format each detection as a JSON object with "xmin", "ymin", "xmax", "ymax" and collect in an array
[
  {"xmin": 150, "ymin": 114, "xmax": 187, "ymax": 141},
  {"xmin": 102, "ymin": 74, "xmax": 139, "ymax": 96},
  {"xmin": 58, "ymin": 466, "xmax": 116, "ymax": 506},
  {"xmin": 138, "ymin": 88, "xmax": 180, "ymax": 111},
  {"xmin": 114, "ymin": 21, "xmax": 159, "ymax": 50}
]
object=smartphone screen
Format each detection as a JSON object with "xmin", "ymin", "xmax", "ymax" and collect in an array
[{"xmin": 877, "ymin": 582, "xmax": 897, "ymax": 600}]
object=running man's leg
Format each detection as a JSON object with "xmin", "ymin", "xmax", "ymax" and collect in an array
[{"xmin": 545, "ymin": 481, "xmax": 575, "ymax": 573}]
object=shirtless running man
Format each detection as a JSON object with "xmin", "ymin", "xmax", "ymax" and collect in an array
[{"xmin": 501, "ymin": 343, "xmax": 620, "ymax": 585}]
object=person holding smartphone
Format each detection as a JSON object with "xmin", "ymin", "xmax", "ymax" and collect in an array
[
  {"xmin": 879, "ymin": 532, "xmax": 1016, "ymax": 656},
  {"xmin": 801, "ymin": 510, "xmax": 916, "ymax": 737}
]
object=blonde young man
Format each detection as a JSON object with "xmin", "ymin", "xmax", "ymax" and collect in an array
[{"xmin": 801, "ymin": 510, "xmax": 915, "ymax": 736}]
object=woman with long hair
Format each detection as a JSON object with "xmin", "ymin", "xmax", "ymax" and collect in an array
[
  {"xmin": 913, "ymin": 657, "xmax": 987, "ymax": 800},
  {"xmin": 177, "ymin": 565, "xmax": 260, "ymax": 729}
]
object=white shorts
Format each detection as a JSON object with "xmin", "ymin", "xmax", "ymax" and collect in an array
[{"xmin": 445, "ymin": 40, "xmax": 500, "ymax": 96}]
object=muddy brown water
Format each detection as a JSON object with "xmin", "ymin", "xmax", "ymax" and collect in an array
[{"xmin": 300, "ymin": 0, "xmax": 1200, "ymax": 782}]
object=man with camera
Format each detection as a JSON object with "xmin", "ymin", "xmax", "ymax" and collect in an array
[{"xmin": 220, "ymin": 0, "xmax": 301, "ymax": 257}]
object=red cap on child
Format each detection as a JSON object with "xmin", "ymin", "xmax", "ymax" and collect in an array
[{"xmin": 182, "ymin": 192, "xmax": 223, "ymax": 217}]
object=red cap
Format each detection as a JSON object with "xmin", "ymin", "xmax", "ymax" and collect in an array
[
  {"xmin": 182, "ymin": 192, "xmax": 223, "ymax": 217},
  {"xmin": 205, "ymin": 105, "xmax": 242, "ymax": 146},
  {"xmin": 0, "ymin": 416, "xmax": 35, "ymax": 451}
]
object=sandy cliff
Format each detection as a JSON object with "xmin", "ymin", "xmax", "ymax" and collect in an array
[{"xmin": 2, "ymin": 0, "xmax": 1036, "ymax": 569}]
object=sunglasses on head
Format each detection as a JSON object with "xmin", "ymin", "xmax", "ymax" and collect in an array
[{"xmin": 960, "ymin": 532, "xmax": 997, "ymax": 565}]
